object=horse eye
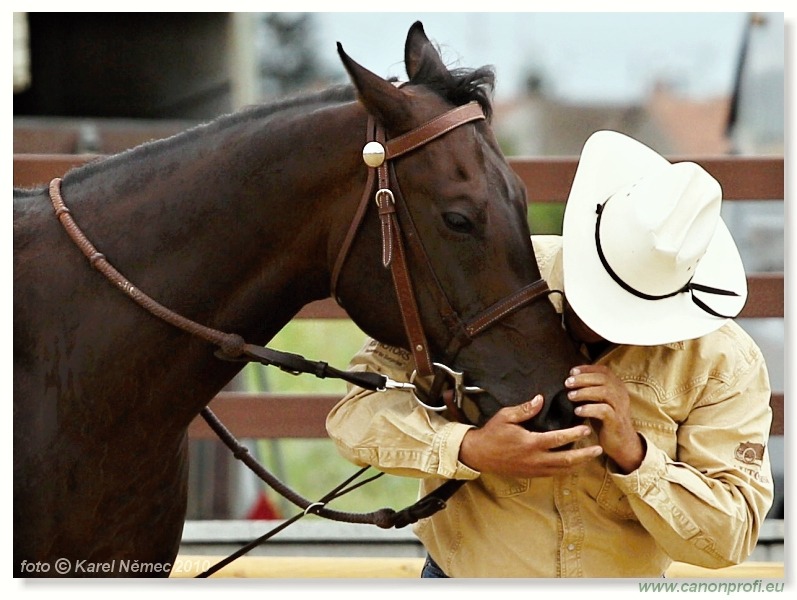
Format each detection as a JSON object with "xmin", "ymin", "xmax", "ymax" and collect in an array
[{"xmin": 443, "ymin": 212, "xmax": 474, "ymax": 234}]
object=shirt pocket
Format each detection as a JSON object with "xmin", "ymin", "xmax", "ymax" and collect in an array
[{"xmin": 595, "ymin": 461, "xmax": 637, "ymax": 520}]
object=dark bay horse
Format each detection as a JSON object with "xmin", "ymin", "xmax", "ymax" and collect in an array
[{"xmin": 13, "ymin": 22, "xmax": 581, "ymax": 577}]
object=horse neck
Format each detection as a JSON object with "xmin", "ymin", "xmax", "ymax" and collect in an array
[{"xmin": 68, "ymin": 101, "xmax": 366, "ymax": 345}]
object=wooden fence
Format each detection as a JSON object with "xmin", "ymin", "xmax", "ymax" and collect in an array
[{"xmin": 13, "ymin": 154, "xmax": 785, "ymax": 437}]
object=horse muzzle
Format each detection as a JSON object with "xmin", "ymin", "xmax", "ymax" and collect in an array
[
  {"xmin": 522, "ymin": 388, "xmax": 578, "ymax": 433},
  {"xmin": 410, "ymin": 364, "xmax": 579, "ymax": 434}
]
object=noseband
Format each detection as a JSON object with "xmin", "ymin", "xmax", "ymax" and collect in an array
[{"xmin": 331, "ymin": 101, "xmax": 552, "ymax": 415}]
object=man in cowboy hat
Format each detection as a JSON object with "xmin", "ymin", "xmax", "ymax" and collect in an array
[{"xmin": 326, "ymin": 131, "xmax": 773, "ymax": 578}]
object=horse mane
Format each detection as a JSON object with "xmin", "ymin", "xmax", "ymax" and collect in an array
[
  {"xmin": 64, "ymin": 62, "xmax": 495, "ymax": 185},
  {"xmin": 63, "ymin": 85, "xmax": 357, "ymax": 184},
  {"xmin": 229, "ymin": 84, "xmax": 356, "ymax": 125},
  {"xmin": 209, "ymin": 60, "xmax": 496, "ymax": 127}
]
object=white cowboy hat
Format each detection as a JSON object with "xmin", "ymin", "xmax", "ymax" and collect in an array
[{"xmin": 562, "ymin": 130, "xmax": 747, "ymax": 346}]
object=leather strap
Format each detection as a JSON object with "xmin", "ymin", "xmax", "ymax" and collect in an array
[
  {"xmin": 465, "ymin": 279, "xmax": 552, "ymax": 337},
  {"xmin": 374, "ymin": 122, "xmax": 435, "ymax": 378},
  {"xmin": 330, "ymin": 117, "xmax": 377, "ymax": 299},
  {"xmin": 49, "ymin": 178, "xmax": 246, "ymax": 358},
  {"xmin": 332, "ymin": 102, "xmax": 487, "ymax": 380},
  {"xmin": 375, "ymin": 103, "xmax": 493, "ymax": 378},
  {"xmin": 385, "ymin": 102, "xmax": 485, "ymax": 160}
]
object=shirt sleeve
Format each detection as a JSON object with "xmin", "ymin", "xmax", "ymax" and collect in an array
[
  {"xmin": 326, "ymin": 338, "xmax": 479, "ymax": 480},
  {"xmin": 609, "ymin": 342, "xmax": 774, "ymax": 568}
]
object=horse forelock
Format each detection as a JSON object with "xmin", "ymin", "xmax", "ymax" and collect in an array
[{"xmin": 411, "ymin": 64, "xmax": 496, "ymax": 120}]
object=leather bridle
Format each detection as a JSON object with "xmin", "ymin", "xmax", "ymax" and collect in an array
[
  {"xmin": 48, "ymin": 99, "xmax": 554, "ymax": 422},
  {"xmin": 331, "ymin": 101, "xmax": 553, "ymax": 419},
  {"xmin": 44, "ymin": 99, "xmax": 562, "ymax": 571}
]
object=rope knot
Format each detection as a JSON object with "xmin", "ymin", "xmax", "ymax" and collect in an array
[
  {"xmin": 314, "ymin": 361, "xmax": 329, "ymax": 379},
  {"xmin": 219, "ymin": 334, "xmax": 246, "ymax": 358},
  {"xmin": 89, "ymin": 252, "xmax": 106, "ymax": 268},
  {"xmin": 372, "ymin": 508, "xmax": 399, "ymax": 529}
]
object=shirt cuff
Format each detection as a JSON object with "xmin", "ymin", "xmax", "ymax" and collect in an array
[
  {"xmin": 608, "ymin": 432, "xmax": 667, "ymax": 496},
  {"xmin": 433, "ymin": 421, "xmax": 480, "ymax": 480}
]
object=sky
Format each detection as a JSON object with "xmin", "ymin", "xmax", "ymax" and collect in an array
[
  {"xmin": 6, "ymin": 7, "xmax": 786, "ymax": 105},
  {"xmin": 311, "ymin": 12, "xmax": 758, "ymax": 103}
]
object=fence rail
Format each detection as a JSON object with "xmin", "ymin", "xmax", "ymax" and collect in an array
[{"xmin": 13, "ymin": 153, "xmax": 785, "ymax": 436}]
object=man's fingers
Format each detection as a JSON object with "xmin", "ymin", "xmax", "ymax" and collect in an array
[
  {"xmin": 539, "ymin": 445, "xmax": 603, "ymax": 471},
  {"xmin": 497, "ymin": 395, "xmax": 544, "ymax": 424},
  {"xmin": 574, "ymin": 402, "xmax": 613, "ymax": 420},
  {"xmin": 538, "ymin": 424, "xmax": 593, "ymax": 450},
  {"xmin": 565, "ymin": 372, "xmax": 607, "ymax": 392},
  {"xmin": 569, "ymin": 364, "xmax": 610, "ymax": 376}
]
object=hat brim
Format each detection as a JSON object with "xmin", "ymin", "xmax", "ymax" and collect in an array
[{"xmin": 562, "ymin": 131, "xmax": 747, "ymax": 346}]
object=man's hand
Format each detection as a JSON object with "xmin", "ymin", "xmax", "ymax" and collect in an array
[
  {"xmin": 459, "ymin": 395, "xmax": 603, "ymax": 478},
  {"xmin": 565, "ymin": 364, "xmax": 645, "ymax": 474}
]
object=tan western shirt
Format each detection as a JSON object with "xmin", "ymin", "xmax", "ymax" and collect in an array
[{"xmin": 326, "ymin": 236, "xmax": 774, "ymax": 578}]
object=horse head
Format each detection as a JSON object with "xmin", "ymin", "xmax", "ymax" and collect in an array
[{"xmin": 332, "ymin": 22, "xmax": 581, "ymax": 431}]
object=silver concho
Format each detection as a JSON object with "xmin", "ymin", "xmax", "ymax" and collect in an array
[{"xmin": 362, "ymin": 141, "xmax": 386, "ymax": 168}]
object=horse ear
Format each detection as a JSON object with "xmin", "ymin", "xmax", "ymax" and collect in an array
[
  {"xmin": 337, "ymin": 42, "xmax": 409, "ymax": 130},
  {"xmin": 404, "ymin": 21, "xmax": 449, "ymax": 83}
]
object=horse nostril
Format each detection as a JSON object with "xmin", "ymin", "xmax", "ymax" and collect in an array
[
  {"xmin": 549, "ymin": 388, "xmax": 577, "ymax": 430},
  {"xmin": 523, "ymin": 388, "xmax": 577, "ymax": 433}
]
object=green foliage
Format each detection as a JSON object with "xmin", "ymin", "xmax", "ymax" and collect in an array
[{"xmin": 529, "ymin": 202, "xmax": 565, "ymax": 235}]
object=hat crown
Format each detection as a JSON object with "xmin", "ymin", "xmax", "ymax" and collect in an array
[
  {"xmin": 599, "ymin": 162, "xmax": 722, "ymax": 297},
  {"xmin": 563, "ymin": 130, "xmax": 747, "ymax": 346}
]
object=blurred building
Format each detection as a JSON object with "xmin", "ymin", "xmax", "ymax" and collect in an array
[
  {"xmin": 493, "ymin": 83, "xmax": 733, "ymax": 157},
  {"xmin": 493, "ymin": 13, "xmax": 783, "ymax": 158},
  {"xmin": 13, "ymin": 13, "xmax": 260, "ymax": 120}
]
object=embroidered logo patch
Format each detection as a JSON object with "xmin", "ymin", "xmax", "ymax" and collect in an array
[
  {"xmin": 734, "ymin": 442, "xmax": 765, "ymax": 465},
  {"xmin": 366, "ymin": 339, "xmax": 411, "ymax": 367}
]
